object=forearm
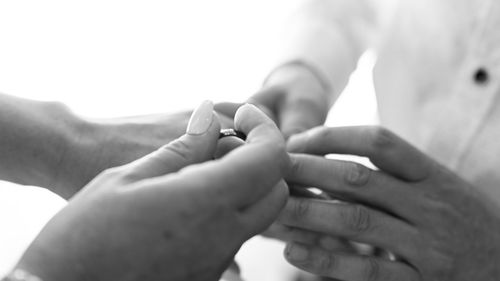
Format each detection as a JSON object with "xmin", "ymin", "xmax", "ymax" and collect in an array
[{"xmin": 0, "ymin": 93, "xmax": 91, "ymax": 192}]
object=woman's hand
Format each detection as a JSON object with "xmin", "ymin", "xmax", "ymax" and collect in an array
[
  {"xmin": 276, "ymin": 126, "xmax": 500, "ymax": 281},
  {"xmin": 51, "ymin": 106, "xmax": 235, "ymax": 198},
  {"xmin": 14, "ymin": 102, "xmax": 291, "ymax": 281}
]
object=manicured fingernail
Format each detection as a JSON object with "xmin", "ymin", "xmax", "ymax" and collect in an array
[
  {"xmin": 285, "ymin": 243, "xmax": 309, "ymax": 262},
  {"xmin": 187, "ymin": 100, "xmax": 214, "ymax": 135}
]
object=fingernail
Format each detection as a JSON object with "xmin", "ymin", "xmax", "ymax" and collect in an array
[
  {"xmin": 187, "ymin": 100, "xmax": 214, "ymax": 135},
  {"xmin": 285, "ymin": 243, "xmax": 309, "ymax": 262}
]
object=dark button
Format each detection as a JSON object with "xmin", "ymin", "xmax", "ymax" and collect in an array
[{"xmin": 474, "ymin": 68, "xmax": 489, "ymax": 85}]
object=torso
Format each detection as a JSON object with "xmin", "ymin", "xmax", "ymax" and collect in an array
[{"xmin": 374, "ymin": 0, "xmax": 500, "ymax": 199}]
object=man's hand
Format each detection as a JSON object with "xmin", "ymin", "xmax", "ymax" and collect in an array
[
  {"xmin": 275, "ymin": 126, "xmax": 500, "ymax": 281},
  {"xmin": 248, "ymin": 63, "xmax": 331, "ymax": 139},
  {"xmin": 15, "ymin": 102, "xmax": 291, "ymax": 281}
]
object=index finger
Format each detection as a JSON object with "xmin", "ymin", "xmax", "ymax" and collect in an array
[
  {"xmin": 287, "ymin": 126, "xmax": 434, "ymax": 181},
  {"xmin": 154, "ymin": 104, "xmax": 291, "ymax": 209}
]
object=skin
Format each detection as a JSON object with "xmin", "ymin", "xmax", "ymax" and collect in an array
[
  {"xmin": 0, "ymin": 93, "xmax": 234, "ymax": 199},
  {"xmin": 273, "ymin": 126, "xmax": 500, "ymax": 281},
  {"xmin": 54, "ymin": 108, "xmax": 234, "ymax": 198},
  {"xmin": 247, "ymin": 63, "xmax": 330, "ymax": 139},
  {"xmin": 13, "ymin": 104, "xmax": 291, "ymax": 281}
]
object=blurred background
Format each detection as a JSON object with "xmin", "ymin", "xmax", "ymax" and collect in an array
[{"xmin": 0, "ymin": 1, "xmax": 378, "ymax": 280}]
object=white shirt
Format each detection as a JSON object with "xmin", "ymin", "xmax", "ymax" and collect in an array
[{"xmin": 275, "ymin": 0, "xmax": 500, "ymax": 201}]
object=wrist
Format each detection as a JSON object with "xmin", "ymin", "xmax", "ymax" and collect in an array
[
  {"xmin": 41, "ymin": 102, "xmax": 98, "ymax": 198},
  {"xmin": 0, "ymin": 96, "xmax": 95, "ymax": 197}
]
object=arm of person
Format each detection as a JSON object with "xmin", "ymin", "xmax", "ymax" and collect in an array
[
  {"xmin": 274, "ymin": 126, "xmax": 500, "ymax": 281},
  {"xmin": 248, "ymin": 0, "xmax": 383, "ymax": 137},
  {"xmin": 0, "ymin": 92, "xmax": 235, "ymax": 199},
  {"xmin": 0, "ymin": 92, "xmax": 89, "ymax": 192},
  {"xmin": 3, "ymin": 102, "xmax": 291, "ymax": 281}
]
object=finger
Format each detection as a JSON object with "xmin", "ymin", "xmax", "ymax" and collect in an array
[
  {"xmin": 121, "ymin": 100, "xmax": 220, "ymax": 181},
  {"xmin": 264, "ymin": 223, "xmax": 319, "ymax": 242},
  {"xmin": 215, "ymin": 101, "xmax": 277, "ymax": 128},
  {"xmin": 265, "ymin": 224, "xmax": 356, "ymax": 253},
  {"xmin": 278, "ymin": 95, "xmax": 329, "ymax": 139},
  {"xmin": 214, "ymin": 137, "xmax": 245, "ymax": 159},
  {"xmin": 249, "ymin": 86, "xmax": 328, "ymax": 139},
  {"xmin": 218, "ymin": 113, "xmax": 235, "ymax": 129},
  {"xmin": 278, "ymin": 197, "xmax": 420, "ymax": 260},
  {"xmin": 247, "ymin": 86, "xmax": 285, "ymax": 113},
  {"xmin": 287, "ymin": 154, "xmax": 422, "ymax": 223},
  {"xmin": 287, "ymin": 126, "xmax": 434, "ymax": 181},
  {"xmin": 247, "ymin": 87, "xmax": 283, "ymax": 126},
  {"xmin": 214, "ymin": 102, "xmax": 243, "ymax": 120},
  {"xmin": 151, "ymin": 104, "xmax": 290, "ymax": 209},
  {"xmin": 239, "ymin": 180, "xmax": 289, "ymax": 237},
  {"xmin": 284, "ymin": 243, "xmax": 419, "ymax": 281}
]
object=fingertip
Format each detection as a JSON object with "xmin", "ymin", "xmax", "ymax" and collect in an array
[
  {"xmin": 214, "ymin": 102, "xmax": 243, "ymax": 119},
  {"xmin": 234, "ymin": 103, "xmax": 276, "ymax": 134},
  {"xmin": 284, "ymin": 242, "xmax": 310, "ymax": 263}
]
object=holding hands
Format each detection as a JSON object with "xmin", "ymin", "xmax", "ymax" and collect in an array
[
  {"xmin": 276, "ymin": 126, "xmax": 500, "ymax": 281},
  {"xmin": 15, "ymin": 102, "xmax": 291, "ymax": 281}
]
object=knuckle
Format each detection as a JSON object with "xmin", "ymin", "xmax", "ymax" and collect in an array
[
  {"xmin": 370, "ymin": 126, "xmax": 396, "ymax": 150},
  {"xmin": 344, "ymin": 162, "xmax": 371, "ymax": 186},
  {"xmin": 341, "ymin": 205, "xmax": 373, "ymax": 236},
  {"xmin": 292, "ymin": 199, "xmax": 312, "ymax": 221},
  {"xmin": 315, "ymin": 254, "xmax": 336, "ymax": 274},
  {"xmin": 289, "ymin": 156, "xmax": 304, "ymax": 175},
  {"xmin": 363, "ymin": 257, "xmax": 382, "ymax": 281},
  {"xmin": 164, "ymin": 140, "xmax": 193, "ymax": 162}
]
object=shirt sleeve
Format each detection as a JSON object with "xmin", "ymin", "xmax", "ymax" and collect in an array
[{"xmin": 270, "ymin": 0, "xmax": 391, "ymax": 104}]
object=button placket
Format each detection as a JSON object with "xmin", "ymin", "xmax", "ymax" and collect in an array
[{"xmin": 424, "ymin": 59, "xmax": 497, "ymax": 170}]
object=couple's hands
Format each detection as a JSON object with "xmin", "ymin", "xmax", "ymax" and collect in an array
[
  {"xmin": 274, "ymin": 126, "xmax": 500, "ymax": 281},
  {"xmin": 250, "ymin": 64, "xmax": 500, "ymax": 280},
  {"xmin": 51, "ymin": 106, "xmax": 235, "ymax": 198},
  {"xmin": 17, "ymin": 102, "xmax": 291, "ymax": 281}
]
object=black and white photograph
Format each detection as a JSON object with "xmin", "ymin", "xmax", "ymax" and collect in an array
[{"xmin": 1, "ymin": 0, "xmax": 499, "ymax": 280}]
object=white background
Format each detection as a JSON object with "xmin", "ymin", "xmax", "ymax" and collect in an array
[{"xmin": 0, "ymin": 1, "xmax": 378, "ymax": 280}]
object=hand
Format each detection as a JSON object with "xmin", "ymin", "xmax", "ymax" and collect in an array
[
  {"xmin": 15, "ymin": 102, "xmax": 291, "ymax": 281},
  {"xmin": 51, "ymin": 105, "xmax": 235, "ymax": 198},
  {"xmin": 248, "ymin": 63, "xmax": 331, "ymax": 139},
  {"xmin": 276, "ymin": 126, "xmax": 500, "ymax": 281}
]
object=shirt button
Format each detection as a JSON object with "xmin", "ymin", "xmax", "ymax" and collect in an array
[{"xmin": 474, "ymin": 67, "xmax": 489, "ymax": 85}]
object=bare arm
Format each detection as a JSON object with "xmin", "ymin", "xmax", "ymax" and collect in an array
[{"xmin": 0, "ymin": 93, "xmax": 87, "ymax": 190}]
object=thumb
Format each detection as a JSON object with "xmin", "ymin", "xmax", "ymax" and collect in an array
[{"xmin": 123, "ymin": 100, "xmax": 221, "ymax": 180}]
